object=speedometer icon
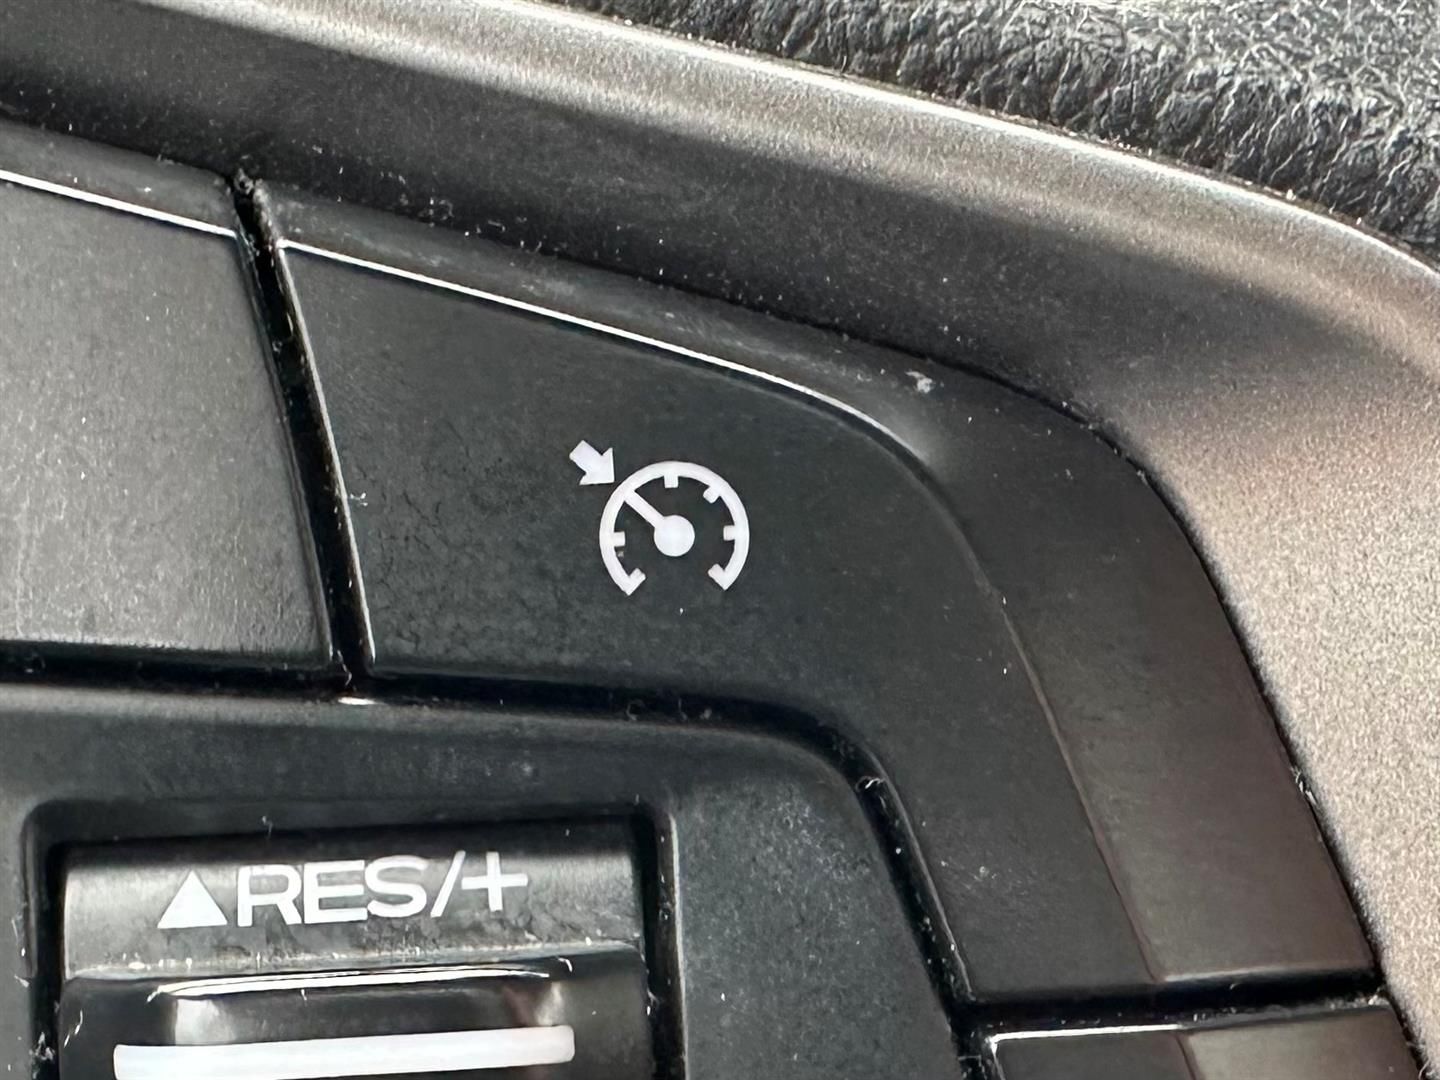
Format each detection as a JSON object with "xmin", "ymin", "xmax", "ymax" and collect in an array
[{"xmin": 569, "ymin": 442, "xmax": 750, "ymax": 596}]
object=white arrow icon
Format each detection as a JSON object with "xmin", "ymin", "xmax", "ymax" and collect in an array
[
  {"xmin": 157, "ymin": 871, "xmax": 229, "ymax": 930},
  {"xmin": 568, "ymin": 440, "xmax": 615, "ymax": 486}
]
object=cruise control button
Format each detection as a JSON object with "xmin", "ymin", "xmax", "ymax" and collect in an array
[
  {"xmin": 63, "ymin": 823, "xmax": 642, "ymax": 979},
  {"xmin": 262, "ymin": 187, "xmax": 1371, "ymax": 1000},
  {"xmin": 271, "ymin": 205, "xmax": 1151, "ymax": 998},
  {"xmin": 59, "ymin": 824, "xmax": 650, "ymax": 1080}
]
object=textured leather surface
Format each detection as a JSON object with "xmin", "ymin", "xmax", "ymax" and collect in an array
[{"xmin": 557, "ymin": 0, "xmax": 1440, "ymax": 259}]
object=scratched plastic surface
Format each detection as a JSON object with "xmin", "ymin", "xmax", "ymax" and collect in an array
[{"xmin": 63, "ymin": 823, "xmax": 643, "ymax": 978}]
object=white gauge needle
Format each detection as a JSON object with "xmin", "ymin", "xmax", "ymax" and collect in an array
[{"xmin": 623, "ymin": 491, "xmax": 696, "ymax": 557}]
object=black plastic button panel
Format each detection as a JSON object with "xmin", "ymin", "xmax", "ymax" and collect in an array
[
  {"xmin": 989, "ymin": 1007, "xmax": 1418, "ymax": 1080},
  {"xmin": 0, "ymin": 121, "xmax": 1413, "ymax": 1079},
  {"xmin": 266, "ymin": 186, "xmax": 1371, "ymax": 1001},
  {"xmin": 7, "ymin": 688, "xmax": 962, "ymax": 1080},
  {"xmin": 59, "ymin": 825, "xmax": 652, "ymax": 1080},
  {"xmin": 0, "ymin": 123, "xmax": 328, "ymax": 667}
]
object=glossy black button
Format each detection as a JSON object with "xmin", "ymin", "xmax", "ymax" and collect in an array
[
  {"xmin": 989, "ymin": 1008, "xmax": 1418, "ymax": 1080},
  {"xmin": 0, "ymin": 122, "xmax": 326, "ymax": 666},
  {"xmin": 265, "ymin": 187, "xmax": 1371, "ymax": 1000}
]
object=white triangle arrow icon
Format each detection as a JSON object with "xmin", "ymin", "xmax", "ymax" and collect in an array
[
  {"xmin": 157, "ymin": 871, "xmax": 229, "ymax": 930},
  {"xmin": 568, "ymin": 440, "xmax": 615, "ymax": 486}
]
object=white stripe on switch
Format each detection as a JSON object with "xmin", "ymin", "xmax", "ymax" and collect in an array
[{"xmin": 112, "ymin": 1025, "xmax": 576, "ymax": 1080}]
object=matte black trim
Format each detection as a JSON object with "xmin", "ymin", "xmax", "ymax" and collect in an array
[{"xmin": 0, "ymin": 136, "xmax": 332, "ymax": 669}]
